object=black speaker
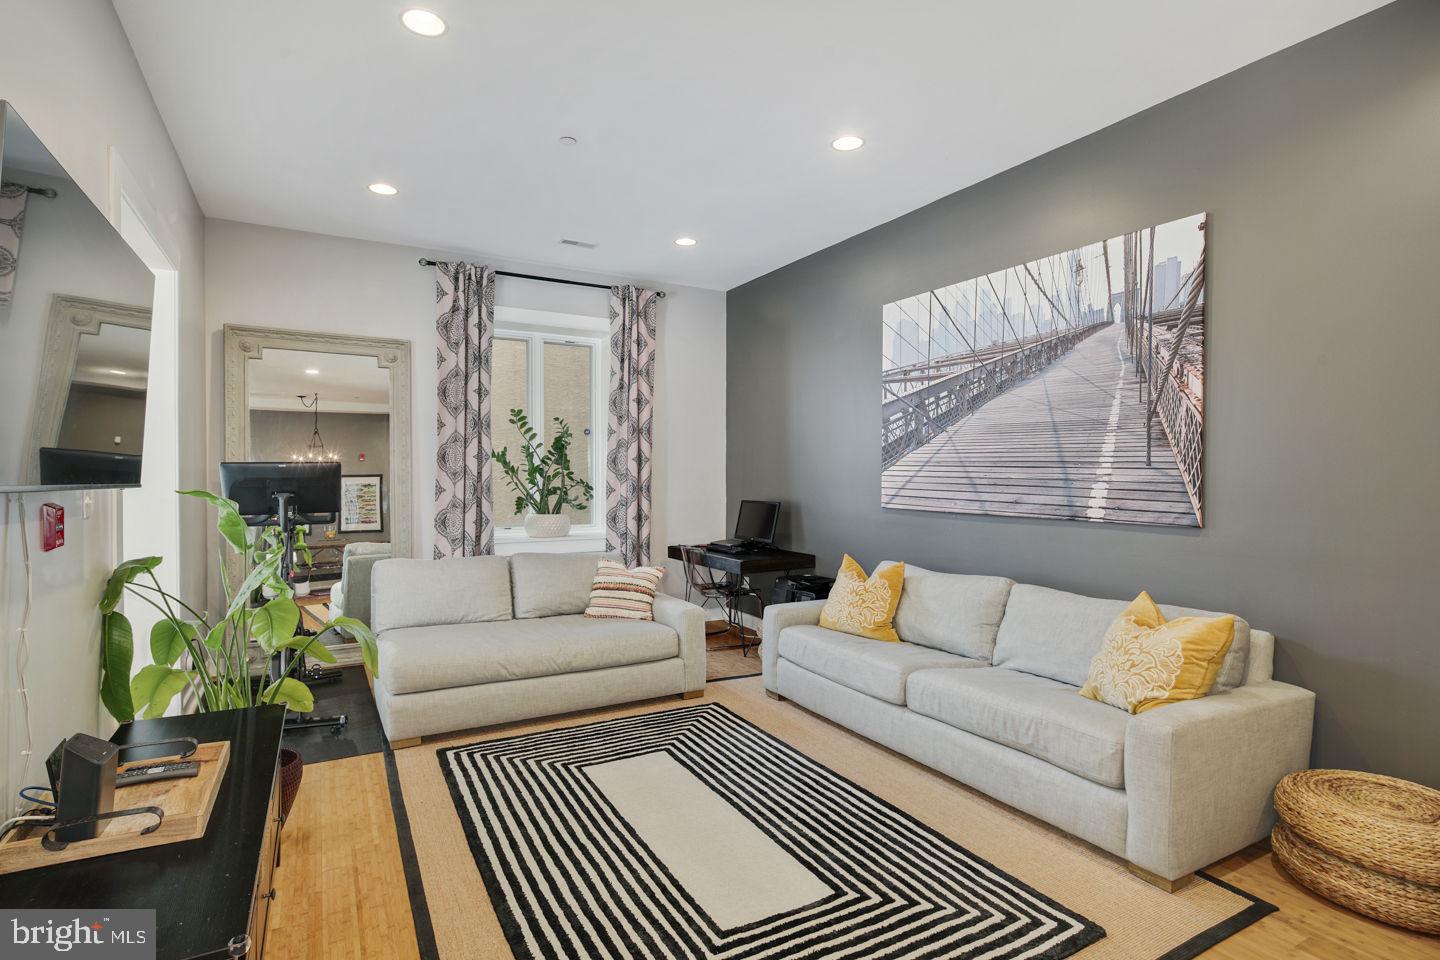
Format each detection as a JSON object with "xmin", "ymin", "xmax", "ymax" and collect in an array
[{"xmin": 46, "ymin": 734, "xmax": 120, "ymax": 843}]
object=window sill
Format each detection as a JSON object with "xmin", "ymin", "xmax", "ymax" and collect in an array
[{"xmin": 494, "ymin": 530, "xmax": 607, "ymax": 555}]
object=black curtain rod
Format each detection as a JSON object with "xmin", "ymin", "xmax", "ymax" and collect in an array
[
  {"xmin": 7, "ymin": 184, "xmax": 57, "ymax": 198},
  {"xmin": 417, "ymin": 259, "xmax": 666, "ymax": 298}
]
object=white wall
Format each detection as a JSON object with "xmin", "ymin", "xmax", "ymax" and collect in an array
[
  {"xmin": 204, "ymin": 219, "xmax": 726, "ymax": 605},
  {"xmin": 0, "ymin": 0, "xmax": 206, "ymax": 812}
]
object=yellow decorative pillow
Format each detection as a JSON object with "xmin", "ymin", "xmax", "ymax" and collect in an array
[
  {"xmin": 819, "ymin": 555, "xmax": 904, "ymax": 642},
  {"xmin": 1079, "ymin": 591, "xmax": 1235, "ymax": 714}
]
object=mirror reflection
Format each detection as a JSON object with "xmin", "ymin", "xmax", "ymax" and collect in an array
[
  {"xmin": 0, "ymin": 101, "xmax": 154, "ymax": 489},
  {"xmin": 57, "ymin": 321, "xmax": 150, "ymax": 454},
  {"xmin": 246, "ymin": 347, "xmax": 393, "ymax": 585}
]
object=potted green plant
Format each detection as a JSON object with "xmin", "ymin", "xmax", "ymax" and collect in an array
[
  {"xmin": 256, "ymin": 524, "xmax": 311, "ymax": 599},
  {"xmin": 97, "ymin": 489, "xmax": 377, "ymax": 725},
  {"xmin": 291, "ymin": 527, "xmax": 314, "ymax": 597},
  {"xmin": 492, "ymin": 409, "xmax": 594, "ymax": 538}
]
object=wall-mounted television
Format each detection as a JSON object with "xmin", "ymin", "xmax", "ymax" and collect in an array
[{"xmin": 0, "ymin": 101, "xmax": 155, "ymax": 491}]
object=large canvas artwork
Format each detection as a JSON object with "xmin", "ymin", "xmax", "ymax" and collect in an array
[{"xmin": 881, "ymin": 213, "xmax": 1206, "ymax": 526}]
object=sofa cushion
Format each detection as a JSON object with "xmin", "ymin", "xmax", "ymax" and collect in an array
[
  {"xmin": 371, "ymin": 557, "xmax": 513, "ymax": 633},
  {"xmin": 584, "ymin": 560, "xmax": 664, "ymax": 621},
  {"xmin": 819, "ymin": 555, "xmax": 904, "ymax": 642},
  {"xmin": 991, "ymin": 584, "xmax": 1250, "ymax": 692},
  {"xmin": 876, "ymin": 562, "xmax": 1013, "ymax": 660},
  {"xmin": 511, "ymin": 552, "xmax": 612, "ymax": 619},
  {"xmin": 378, "ymin": 614, "xmax": 679, "ymax": 695},
  {"xmin": 345, "ymin": 541, "xmax": 392, "ymax": 558},
  {"xmin": 1079, "ymin": 592, "xmax": 1237, "ymax": 714},
  {"xmin": 906, "ymin": 667, "xmax": 1131, "ymax": 788},
  {"xmin": 777, "ymin": 624, "xmax": 984, "ymax": 705}
]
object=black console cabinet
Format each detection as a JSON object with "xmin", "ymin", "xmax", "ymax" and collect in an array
[{"xmin": 0, "ymin": 706, "xmax": 286, "ymax": 959}]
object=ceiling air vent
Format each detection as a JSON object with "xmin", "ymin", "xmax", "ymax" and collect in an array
[{"xmin": 558, "ymin": 238, "xmax": 598, "ymax": 249}]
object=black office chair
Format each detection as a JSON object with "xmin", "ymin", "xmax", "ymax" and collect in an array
[{"xmin": 679, "ymin": 545, "xmax": 763, "ymax": 655}]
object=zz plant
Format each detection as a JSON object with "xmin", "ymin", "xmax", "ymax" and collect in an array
[
  {"xmin": 98, "ymin": 489, "xmax": 377, "ymax": 723},
  {"xmin": 492, "ymin": 409, "xmax": 594, "ymax": 516}
]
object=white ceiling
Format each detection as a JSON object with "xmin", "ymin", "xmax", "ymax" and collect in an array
[
  {"xmin": 247, "ymin": 349, "xmax": 392, "ymax": 413},
  {"xmin": 114, "ymin": 0, "xmax": 1387, "ymax": 291},
  {"xmin": 73, "ymin": 322, "xmax": 151, "ymax": 390}
]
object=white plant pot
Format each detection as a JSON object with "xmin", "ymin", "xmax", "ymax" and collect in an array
[
  {"xmin": 524, "ymin": 513, "xmax": 571, "ymax": 538},
  {"xmin": 262, "ymin": 583, "xmax": 279, "ymax": 600},
  {"xmin": 293, "ymin": 578, "xmax": 312, "ymax": 598}
]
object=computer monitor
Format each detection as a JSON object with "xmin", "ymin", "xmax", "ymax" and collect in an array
[
  {"xmin": 219, "ymin": 461, "xmax": 341, "ymax": 523},
  {"xmin": 38, "ymin": 448, "xmax": 142, "ymax": 487},
  {"xmin": 733, "ymin": 499, "xmax": 780, "ymax": 545}
]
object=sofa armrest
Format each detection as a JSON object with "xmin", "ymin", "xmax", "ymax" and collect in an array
[
  {"xmin": 334, "ymin": 552, "xmax": 386, "ymax": 631},
  {"xmin": 1125, "ymin": 680, "xmax": 1315, "ymax": 880},
  {"xmin": 762, "ymin": 600, "xmax": 827, "ymax": 692},
  {"xmin": 653, "ymin": 593, "xmax": 707, "ymax": 692}
]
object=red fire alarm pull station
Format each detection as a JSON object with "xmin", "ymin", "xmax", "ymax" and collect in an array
[{"xmin": 41, "ymin": 502, "xmax": 65, "ymax": 551}]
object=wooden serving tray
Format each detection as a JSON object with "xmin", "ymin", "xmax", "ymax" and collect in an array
[{"xmin": 0, "ymin": 740, "xmax": 230, "ymax": 874}]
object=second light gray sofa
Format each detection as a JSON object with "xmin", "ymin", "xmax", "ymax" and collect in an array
[
  {"xmin": 762, "ymin": 562, "xmax": 1315, "ymax": 888},
  {"xmin": 370, "ymin": 552, "xmax": 707, "ymax": 746},
  {"xmin": 328, "ymin": 540, "xmax": 391, "ymax": 629}
]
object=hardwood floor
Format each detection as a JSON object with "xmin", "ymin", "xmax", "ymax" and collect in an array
[
  {"xmin": 1204, "ymin": 846, "xmax": 1439, "ymax": 959},
  {"xmin": 266, "ymin": 752, "xmax": 420, "ymax": 960},
  {"xmin": 707, "ymin": 625, "xmax": 761, "ymax": 680},
  {"xmin": 269, "ymin": 746, "xmax": 1439, "ymax": 960}
]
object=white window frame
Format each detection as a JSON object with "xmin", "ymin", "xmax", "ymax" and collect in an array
[{"xmin": 492, "ymin": 328, "xmax": 607, "ymax": 541}]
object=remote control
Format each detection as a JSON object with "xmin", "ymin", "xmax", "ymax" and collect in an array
[{"xmin": 115, "ymin": 760, "xmax": 200, "ymax": 787}]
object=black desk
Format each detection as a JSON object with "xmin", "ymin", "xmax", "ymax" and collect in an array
[
  {"xmin": 0, "ymin": 706, "xmax": 286, "ymax": 959},
  {"xmin": 667, "ymin": 544, "xmax": 817, "ymax": 578}
]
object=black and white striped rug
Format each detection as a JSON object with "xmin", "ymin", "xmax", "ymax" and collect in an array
[{"xmin": 439, "ymin": 703, "xmax": 1105, "ymax": 960}]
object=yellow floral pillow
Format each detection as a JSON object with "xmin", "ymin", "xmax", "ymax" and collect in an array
[
  {"xmin": 1079, "ymin": 592, "xmax": 1235, "ymax": 714},
  {"xmin": 819, "ymin": 555, "xmax": 904, "ymax": 642}
]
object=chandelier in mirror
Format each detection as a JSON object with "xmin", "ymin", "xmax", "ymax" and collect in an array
[{"xmin": 292, "ymin": 392, "xmax": 340, "ymax": 462}]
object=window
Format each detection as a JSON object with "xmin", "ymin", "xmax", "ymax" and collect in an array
[{"xmin": 491, "ymin": 330, "xmax": 605, "ymax": 533}]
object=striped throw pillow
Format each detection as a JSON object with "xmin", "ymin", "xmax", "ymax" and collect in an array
[{"xmin": 584, "ymin": 560, "xmax": 665, "ymax": 621}]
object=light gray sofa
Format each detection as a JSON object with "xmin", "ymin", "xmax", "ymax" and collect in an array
[
  {"xmin": 328, "ymin": 541, "xmax": 391, "ymax": 628},
  {"xmin": 370, "ymin": 552, "xmax": 706, "ymax": 746},
  {"xmin": 762, "ymin": 563, "xmax": 1315, "ymax": 887}
]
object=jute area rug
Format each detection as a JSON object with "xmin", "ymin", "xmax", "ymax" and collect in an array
[{"xmin": 392, "ymin": 677, "xmax": 1270, "ymax": 959}]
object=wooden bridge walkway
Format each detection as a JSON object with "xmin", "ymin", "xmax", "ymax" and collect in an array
[{"xmin": 882, "ymin": 323, "xmax": 1199, "ymax": 525}]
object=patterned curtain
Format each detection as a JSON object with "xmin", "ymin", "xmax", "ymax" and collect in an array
[
  {"xmin": 605, "ymin": 285, "xmax": 660, "ymax": 566},
  {"xmin": 433, "ymin": 262, "xmax": 496, "ymax": 558},
  {"xmin": 0, "ymin": 182, "xmax": 28, "ymax": 309}
]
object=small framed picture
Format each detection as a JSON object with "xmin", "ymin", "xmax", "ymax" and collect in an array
[{"xmin": 339, "ymin": 474, "xmax": 384, "ymax": 533}]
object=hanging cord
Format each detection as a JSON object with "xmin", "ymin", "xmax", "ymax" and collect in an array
[
  {"xmin": 9, "ymin": 494, "xmax": 37, "ymax": 809},
  {"xmin": 0, "ymin": 813, "xmax": 54, "ymax": 842},
  {"xmin": 19, "ymin": 785, "xmax": 53, "ymax": 808}
]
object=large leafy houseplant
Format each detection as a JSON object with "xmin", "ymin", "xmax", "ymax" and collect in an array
[
  {"xmin": 98, "ymin": 489, "xmax": 376, "ymax": 723},
  {"xmin": 492, "ymin": 409, "xmax": 594, "ymax": 517}
]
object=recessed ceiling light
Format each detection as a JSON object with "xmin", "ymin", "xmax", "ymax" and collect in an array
[
  {"xmin": 304, "ymin": 368, "xmax": 320, "ymax": 375},
  {"xmin": 400, "ymin": 8, "xmax": 447, "ymax": 37},
  {"xmin": 831, "ymin": 135, "xmax": 865, "ymax": 152},
  {"xmin": 368, "ymin": 182, "xmax": 398, "ymax": 196},
  {"xmin": 558, "ymin": 136, "xmax": 577, "ymax": 146},
  {"xmin": 674, "ymin": 237, "xmax": 697, "ymax": 247}
]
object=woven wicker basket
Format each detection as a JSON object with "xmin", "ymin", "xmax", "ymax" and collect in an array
[
  {"xmin": 1273, "ymin": 769, "xmax": 1440, "ymax": 886},
  {"xmin": 278, "ymin": 747, "xmax": 304, "ymax": 821},
  {"xmin": 1272, "ymin": 821, "xmax": 1440, "ymax": 934}
]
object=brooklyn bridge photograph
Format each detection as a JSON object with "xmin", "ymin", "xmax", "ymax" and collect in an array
[{"xmin": 881, "ymin": 213, "xmax": 1206, "ymax": 527}]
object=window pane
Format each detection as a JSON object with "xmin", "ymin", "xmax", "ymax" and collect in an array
[
  {"xmin": 491, "ymin": 337, "xmax": 529, "ymax": 528},
  {"xmin": 542, "ymin": 341, "xmax": 594, "ymax": 525}
]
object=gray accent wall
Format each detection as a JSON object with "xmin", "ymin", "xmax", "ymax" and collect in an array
[{"xmin": 726, "ymin": 1, "xmax": 1440, "ymax": 785}]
